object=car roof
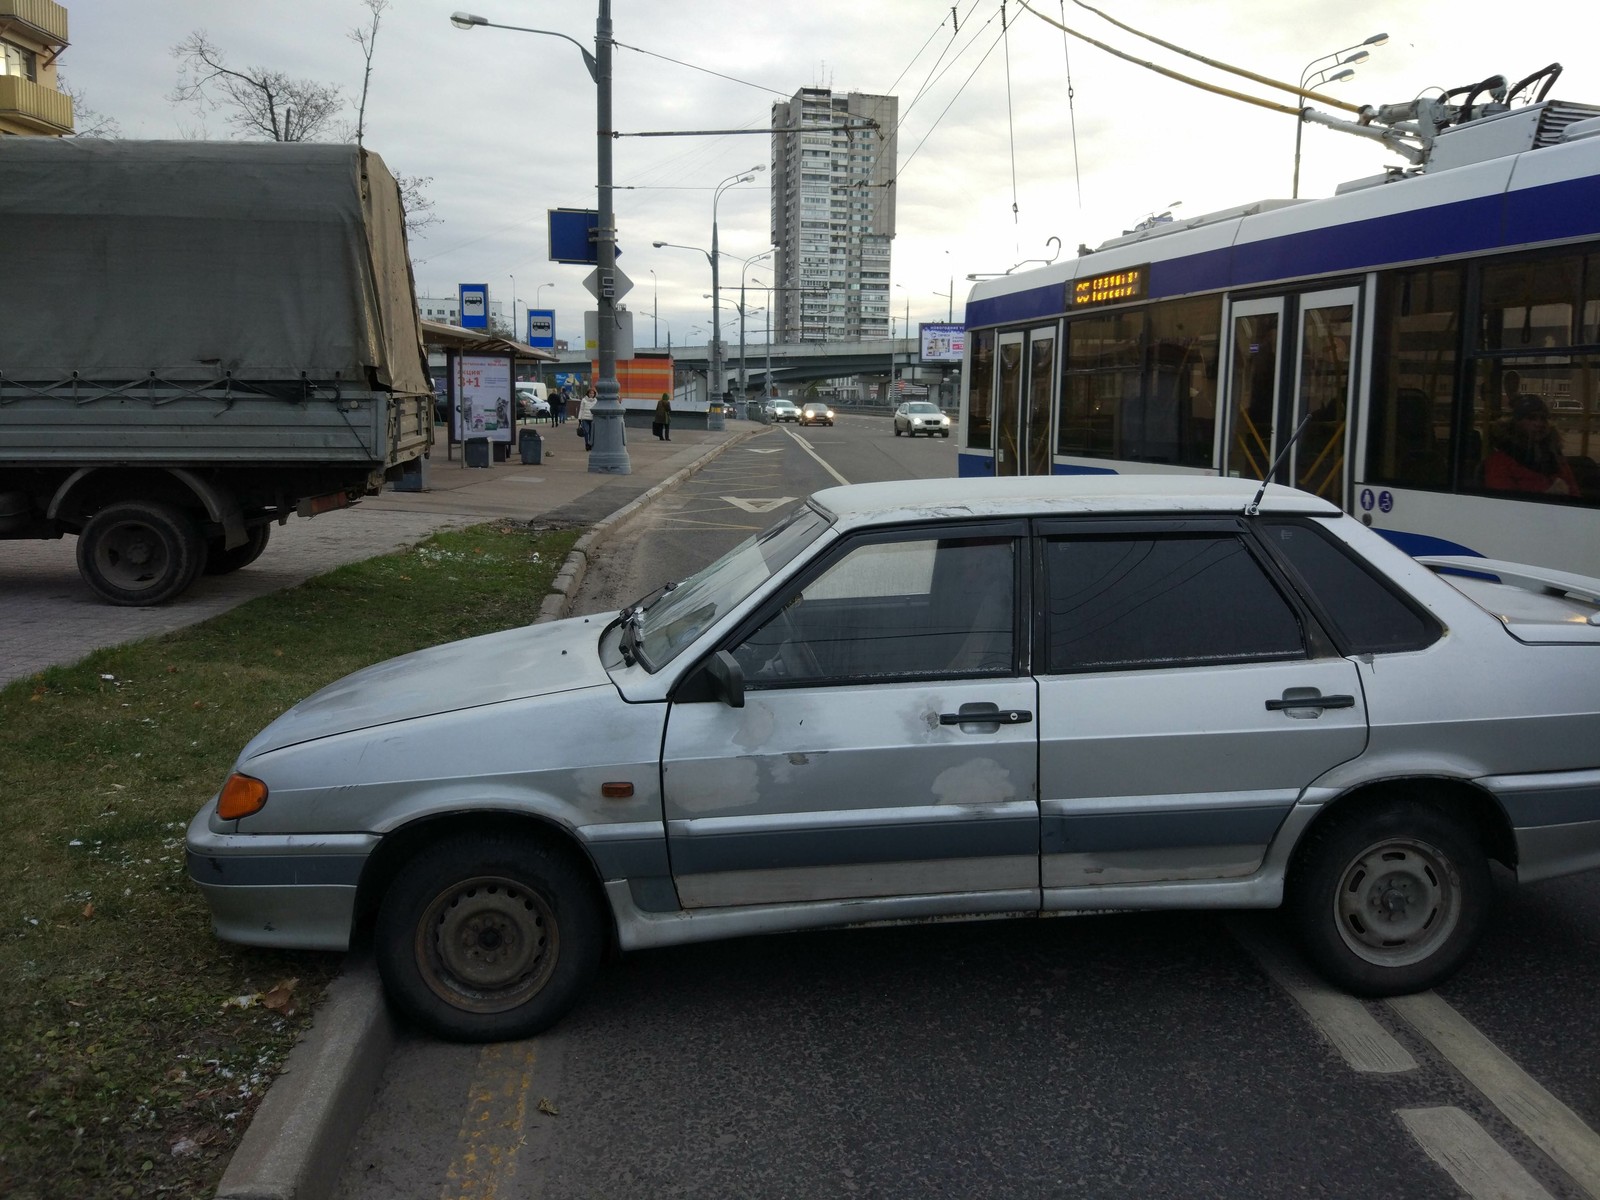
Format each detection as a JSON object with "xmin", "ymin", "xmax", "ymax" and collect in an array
[{"xmin": 809, "ymin": 474, "xmax": 1341, "ymax": 527}]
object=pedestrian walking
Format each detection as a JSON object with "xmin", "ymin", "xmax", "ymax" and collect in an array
[
  {"xmin": 554, "ymin": 387, "xmax": 570, "ymax": 426},
  {"xmin": 653, "ymin": 392, "xmax": 673, "ymax": 441}
]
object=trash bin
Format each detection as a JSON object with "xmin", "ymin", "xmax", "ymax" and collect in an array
[
  {"xmin": 493, "ymin": 439, "xmax": 510, "ymax": 463},
  {"xmin": 464, "ymin": 437, "xmax": 490, "ymax": 468},
  {"xmin": 707, "ymin": 402, "xmax": 725, "ymax": 431},
  {"xmin": 520, "ymin": 427, "xmax": 543, "ymax": 464}
]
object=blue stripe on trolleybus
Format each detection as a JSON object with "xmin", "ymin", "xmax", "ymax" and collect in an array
[{"xmin": 968, "ymin": 172, "xmax": 1599, "ymax": 327}]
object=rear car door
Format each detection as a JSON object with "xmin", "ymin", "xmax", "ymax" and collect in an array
[
  {"xmin": 1033, "ymin": 518, "xmax": 1369, "ymax": 900},
  {"xmin": 661, "ymin": 523, "xmax": 1039, "ymax": 910}
]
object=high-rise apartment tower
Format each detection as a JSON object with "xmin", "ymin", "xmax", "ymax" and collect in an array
[{"xmin": 769, "ymin": 87, "xmax": 897, "ymax": 344}]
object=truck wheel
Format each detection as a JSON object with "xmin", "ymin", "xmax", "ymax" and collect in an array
[
  {"xmin": 1288, "ymin": 799, "xmax": 1490, "ymax": 996},
  {"xmin": 204, "ymin": 524, "xmax": 272, "ymax": 575},
  {"xmin": 376, "ymin": 833, "xmax": 606, "ymax": 1042},
  {"xmin": 77, "ymin": 501, "xmax": 206, "ymax": 606}
]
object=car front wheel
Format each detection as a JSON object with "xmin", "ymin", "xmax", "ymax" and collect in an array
[
  {"xmin": 1288, "ymin": 799, "xmax": 1490, "ymax": 996},
  {"xmin": 376, "ymin": 833, "xmax": 606, "ymax": 1041}
]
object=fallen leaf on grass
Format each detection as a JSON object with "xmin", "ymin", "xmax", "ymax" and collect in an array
[
  {"xmin": 81, "ymin": 903, "xmax": 94, "ymax": 919},
  {"xmin": 537, "ymin": 1097, "xmax": 559, "ymax": 1116},
  {"xmin": 261, "ymin": 978, "xmax": 299, "ymax": 1016}
]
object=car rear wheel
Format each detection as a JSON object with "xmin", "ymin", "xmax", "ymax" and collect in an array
[
  {"xmin": 376, "ymin": 833, "xmax": 606, "ymax": 1041},
  {"xmin": 1288, "ymin": 799, "xmax": 1490, "ymax": 996}
]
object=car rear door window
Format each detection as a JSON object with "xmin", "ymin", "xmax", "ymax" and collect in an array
[{"xmin": 1043, "ymin": 533, "xmax": 1305, "ymax": 673}]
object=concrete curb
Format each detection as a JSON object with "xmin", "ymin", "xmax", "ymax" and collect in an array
[
  {"xmin": 215, "ymin": 428, "xmax": 758, "ymax": 1200},
  {"xmin": 214, "ymin": 957, "xmax": 393, "ymax": 1200}
]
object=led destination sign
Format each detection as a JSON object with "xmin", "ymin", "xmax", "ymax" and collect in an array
[{"xmin": 1071, "ymin": 265, "xmax": 1149, "ymax": 308}]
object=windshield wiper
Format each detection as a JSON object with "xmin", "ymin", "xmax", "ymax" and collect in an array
[{"xmin": 622, "ymin": 580, "xmax": 676, "ymax": 622}]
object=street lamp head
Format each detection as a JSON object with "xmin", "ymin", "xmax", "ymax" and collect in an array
[
  {"xmin": 1343, "ymin": 50, "xmax": 1370, "ymax": 67},
  {"xmin": 652, "ymin": 241, "xmax": 666, "ymax": 248},
  {"xmin": 450, "ymin": 11, "xmax": 487, "ymax": 28},
  {"xmin": 1364, "ymin": 32, "xmax": 1389, "ymax": 46},
  {"xmin": 1326, "ymin": 68, "xmax": 1356, "ymax": 85}
]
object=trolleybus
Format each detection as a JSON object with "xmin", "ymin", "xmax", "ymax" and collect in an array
[{"xmin": 957, "ymin": 88, "xmax": 1600, "ymax": 576}]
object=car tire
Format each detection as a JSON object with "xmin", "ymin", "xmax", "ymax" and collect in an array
[
  {"xmin": 204, "ymin": 524, "xmax": 272, "ymax": 575},
  {"xmin": 376, "ymin": 833, "xmax": 606, "ymax": 1042},
  {"xmin": 1288, "ymin": 799, "xmax": 1490, "ymax": 997},
  {"xmin": 894, "ymin": 426, "xmax": 902, "ymax": 436},
  {"xmin": 77, "ymin": 501, "xmax": 207, "ymax": 606},
  {"xmin": 941, "ymin": 430, "xmax": 950, "ymax": 438}
]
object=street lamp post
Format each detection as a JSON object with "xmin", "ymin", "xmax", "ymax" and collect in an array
[
  {"xmin": 709, "ymin": 166, "xmax": 763, "ymax": 417},
  {"xmin": 1293, "ymin": 33, "xmax": 1387, "ymax": 198},
  {"xmin": 738, "ymin": 251, "xmax": 773, "ymax": 402},
  {"xmin": 649, "ymin": 268, "xmax": 658, "ymax": 348},
  {"xmin": 450, "ymin": 8, "xmax": 628, "ymax": 473}
]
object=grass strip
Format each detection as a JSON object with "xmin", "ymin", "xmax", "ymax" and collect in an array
[{"xmin": 0, "ymin": 521, "xmax": 580, "ymax": 1200}]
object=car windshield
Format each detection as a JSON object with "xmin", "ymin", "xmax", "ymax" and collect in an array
[
  {"xmin": 634, "ymin": 504, "xmax": 832, "ymax": 669},
  {"xmin": 906, "ymin": 403, "xmax": 941, "ymax": 414}
]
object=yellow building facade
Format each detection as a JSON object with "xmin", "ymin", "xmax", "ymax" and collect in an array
[{"xmin": 0, "ymin": 0, "xmax": 72, "ymax": 136}]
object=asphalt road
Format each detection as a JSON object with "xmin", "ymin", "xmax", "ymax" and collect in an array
[{"xmin": 333, "ymin": 417, "xmax": 1600, "ymax": 1200}]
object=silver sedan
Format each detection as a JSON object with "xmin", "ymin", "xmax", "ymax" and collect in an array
[{"xmin": 188, "ymin": 476, "xmax": 1600, "ymax": 1041}]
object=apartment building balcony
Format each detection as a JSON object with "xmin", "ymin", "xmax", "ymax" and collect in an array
[
  {"xmin": 0, "ymin": 72, "xmax": 73, "ymax": 133},
  {"xmin": 0, "ymin": 0, "xmax": 70, "ymax": 45}
]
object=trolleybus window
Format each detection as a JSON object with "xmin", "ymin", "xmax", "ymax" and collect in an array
[{"xmin": 967, "ymin": 329, "xmax": 995, "ymax": 451}]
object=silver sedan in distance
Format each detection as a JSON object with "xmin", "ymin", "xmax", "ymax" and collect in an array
[
  {"xmin": 894, "ymin": 400, "xmax": 950, "ymax": 437},
  {"xmin": 188, "ymin": 476, "xmax": 1600, "ymax": 1042}
]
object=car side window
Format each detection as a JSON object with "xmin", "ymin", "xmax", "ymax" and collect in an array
[
  {"xmin": 731, "ymin": 536, "xmax": 1016, "ymax": 686},
  {"xmin": 1259, "ymin": 520, "xmax": 1442, "ymax": 653},
  {"xmin": 1044, "ymin": 533, "xmax": 1305, "ymax": 673}
]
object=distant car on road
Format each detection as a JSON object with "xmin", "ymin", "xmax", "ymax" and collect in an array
[
  {"xmin": 894, "ymin": 400, "xmax": 950, "ymax": 437},
  {"xmin": 799, "ymin": 402, "xmax": 835, "ymax": 427},
  {"xmin": 769, "ymin": 399, "xmax": 801, "ymax": 422},
  {"xmin": 188, "ymin": 474, "xmax": 1600, "ymax": 1041},
  {"xmin": 516, "ymin": 384, "xmax": 550, "ymax": 419}
]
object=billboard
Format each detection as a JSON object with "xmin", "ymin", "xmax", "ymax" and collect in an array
[{"xmin": 919, "ymin": 323, "xmax": 965, "ymax": 363}]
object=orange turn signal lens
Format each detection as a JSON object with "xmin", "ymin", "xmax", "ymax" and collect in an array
[
  {"xmin": 217, "ymin": 773, "xmax": 269, "ymax": 820},
  {"xmin": 600, "ymin": 782, "xmax": 635, "ymax": 799}
]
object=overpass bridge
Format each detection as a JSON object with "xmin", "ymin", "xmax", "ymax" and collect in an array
[{"xmin": 550, "ymin": 337, "xmax": 958, "ymax": 403}]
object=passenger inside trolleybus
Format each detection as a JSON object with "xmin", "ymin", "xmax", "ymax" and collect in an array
[{"xmin": 1483, "ymin": 395, "xmax": 1583, "ymax": 498}]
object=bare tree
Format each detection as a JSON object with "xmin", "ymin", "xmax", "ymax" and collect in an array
[
  {"xmin": 349, "ymin": 0, "xmax": 387, "ymax": 147},
  {"xmin": 59, "ymin": 77, "xmax": 122, "ymax": 138},
  {"xmin": 169, "ymin": 31, "xmax": 343, "ymax": 142},
  {"xmin": 397, "ymin": 172, "xmax": 440, "ymax": 238}
]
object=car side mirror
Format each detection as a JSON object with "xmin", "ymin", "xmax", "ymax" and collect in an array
[{"xmin": 705, "ymin": 650, "xmax": 745, "ymax": 708}]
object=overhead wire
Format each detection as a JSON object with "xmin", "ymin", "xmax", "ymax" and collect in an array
[
  {"xmin": 1002, "ymin": 2, "xmax": 1020, "ymax": 223},
  {"xmin": 1059, "ymin": 0, "xmax": 1082, "ymax": 208},
  {"xmin": 1013, "ymin": 0, "xmax": 1324, "ymax": 117},
  {"xmin": 1059, "ymin": 0, "xmax": 1365, "ymax": 112}
]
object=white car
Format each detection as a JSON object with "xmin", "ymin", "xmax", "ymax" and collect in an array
[
  {"xmin": 768, "ymin": 399, "xmax": 801, "ymax": 422},
  {"xmin": 894, "ymin": 401, "xmax": 950, "ymax": 437},
  {"xmin": 188, "ymin": 475, "xmax": 1600, "ymax": 1041}
]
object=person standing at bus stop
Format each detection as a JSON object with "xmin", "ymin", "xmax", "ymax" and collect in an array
[
  {"xmin": 577, "ymin": 386, "xmax": 597, "ymax": 452},
  {"xmin": 654, "ymin": 392, "xmax": 672, "ymax": 441}
]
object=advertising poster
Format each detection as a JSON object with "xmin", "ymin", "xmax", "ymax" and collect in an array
[
  {"xmin": 919, "ymin": 323, "xmax": 965, "ymax": 363},
  {"xmin": 453, "ymin": 353, "xmax": 512, "ymax": 443}
]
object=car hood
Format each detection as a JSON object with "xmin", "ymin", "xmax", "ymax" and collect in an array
[{"xmin": 237, "ymin": 616, "xmax": 613, "ymax": 760}]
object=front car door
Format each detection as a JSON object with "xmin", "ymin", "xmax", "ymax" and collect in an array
[
  {"xmin": 1032, "ymin": 518, "xmax": 1368, "ymax": 901},
  {"xmin": 661, "ymin": 524, "xmax": 1039, "ymax": 911}
]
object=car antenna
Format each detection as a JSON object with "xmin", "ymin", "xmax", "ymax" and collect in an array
[{"xmin": 1244, "ymin": 411, "xmax": 1314, "ymax": 517}]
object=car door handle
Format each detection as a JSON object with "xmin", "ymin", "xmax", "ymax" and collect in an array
[
  {"xmin": 939, "ymin": 704, "xmax": 1032, "ymax": 726},
  {"xmin": 1265, "ymin": 689, "xmax": 1356, "ymax": 712}
]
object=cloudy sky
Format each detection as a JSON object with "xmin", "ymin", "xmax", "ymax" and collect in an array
[{"xmin": 60, "ymin": 0, "xmax": 1598, "ymax": 349}]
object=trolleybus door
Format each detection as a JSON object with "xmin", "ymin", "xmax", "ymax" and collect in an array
[
  {"xmin": 1286, "ymin": 288, "xmax": 1358, "ymax": 507},
  {"xmin": 1221, "ymin": 298, "xmax": 1283, "ymax": 483},
  {"xmin": 995, "ymin": 326, "xmax": 1057, "ymax": 477},
  {"xmin": 1221, "ymin": 289, "xmax": 1359, "ymax": 506}
]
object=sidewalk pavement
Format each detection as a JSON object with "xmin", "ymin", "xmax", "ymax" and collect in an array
[
  {"xmin": 0, "ymin": 419, "xmax": 753, "ymax": 689},
  {"xmin": 0, "ymin": 417, "xmax": 758, "ymax": 1200}
]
